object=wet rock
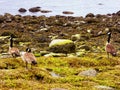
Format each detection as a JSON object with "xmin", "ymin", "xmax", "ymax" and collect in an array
[
  {"xmin": 96, "ymin": 14, "xmax": 103, "ymax": 18},
  {"xmin": 49, "ymin": 35, "xmax": 58, "ymax": 40},
  {"xmin": 76, "ymin": 50, "xmax": 86, "ymax": 57},
  {"xmin": 78, "ymin": 69, "xmax": 97, "ymax": 77},
  {"xmin": 78, "ymin": 45, "xmax": 91, "ymax": 51},
  {"xmin": 51, "ymin": 88, "xmax": 68, "ymax": 90},
  {"xmin": 14, "ymin": 14, "xmax": 22, "ymax": 22},
  {"xmin": 116, "ymin": 10, "xmax": 120, "ymax": 16},
  {"xmin": 86, "ymin": 13, "xmax": 95, "ymax": 17},
  {"xmin": 18, "ymin": 8, "xmax": 27, "ymax": 13},
  {"xmin": 35, "ymin": 35, "xmax": 50, "ymax": 43},
  {"xmin": 29, "ymin": 6, "xmax": 41, "ymax": 12},
  {"xmin": 76, "ymin": 26, "xmax": 82, "ymax": 31},
  {"xmin": 40, "ymin": 51, "xmax": 50, "ymax": 56},
  {"xmin": 4, "ymin": 13, "xmax": 13, "ymax": 22},
  {"xmin": 71, "ymin": 34, "xmax": 81, "ymax": 41},
  {"xmin": 0, "ymin": 15, "xmax": 5, "ymax": 23},
  {"xmin": 40, "ymin": 28, "xmax": 49, "ymax": 32},
  {"xmin": 62, "ymin": 11, "xmax": 74, "ymax": 14},
  {"xmin": 67, "ymin": 53, "xmax": 77, "ymax": 57},
  {"xmin": 85, "ymin": 17, "xmax": 98, "ymax": 23},
  {"xmin": 94, "ymin": 85, "xmax": 115, "ymax": 90},
  {"xmin": 0, "ymin": 36, "xmax": 9, "ymax": 44},
  {"xmin": 40, "ymin": 10, "xmax": 52, "ymax": 13},
  {"xmin": 49, "ymin": 39, "xmax": 76, "ymax": 54}
]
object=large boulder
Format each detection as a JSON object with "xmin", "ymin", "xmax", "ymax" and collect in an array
[{"xmin": 49, "ymin": 39, "xmax": 76, "ymax": 54}]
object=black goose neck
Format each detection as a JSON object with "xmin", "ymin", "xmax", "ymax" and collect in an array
[
  {"xmin": 10, "ymin": 37, "xmax": 13, "ymax": 47},
  {"xmin": 107, "ymin": 32, "xmax": 111, "ymax": 43}
]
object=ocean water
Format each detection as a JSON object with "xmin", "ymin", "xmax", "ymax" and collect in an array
[{"xmin": 0, "ymin": 0, "xmax": 120, "ymax": 17}]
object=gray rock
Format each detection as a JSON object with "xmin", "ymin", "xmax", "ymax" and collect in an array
[
  {"xmin": 49, "ymin": 39, "xmax": 76, "ymax": 54},
  {"xmin": 44, "ymin": 53, "xmax": 66, "ymax": 57},
  {"xmin": 49, "ymin": 71, "xmax": 60, "ymax": 78},
  {"xmin": 94, "ymin": 85, "xmax": 115, "ymax": 90},
  {"xmin": 78, "ymin": 69, "xmax": 97, "ymax": 77}
]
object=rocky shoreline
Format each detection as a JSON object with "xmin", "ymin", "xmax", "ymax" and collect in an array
[{"xmin": 0, "ymin": 10, "xmax": 120, "ymax": 56}]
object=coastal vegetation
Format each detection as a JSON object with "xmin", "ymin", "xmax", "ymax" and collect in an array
[
  {"xmin": 0, "ymin": 11, "xmax": 120, "ymax": 89},
  {"xmin": 0, "ymin": 53, "xmax": 120, "ymax": 90}
]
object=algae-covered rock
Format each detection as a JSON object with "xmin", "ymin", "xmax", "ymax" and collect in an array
[
  {"xmin": 71, "ymin": 34, "xmax": 81, "ymax": 41},
  {"xmin": 49, "ymin": 39, "xmax": 76, "ymax": 54}
]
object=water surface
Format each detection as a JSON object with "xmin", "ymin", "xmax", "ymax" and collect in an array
[{"xmin": 0, "ymin": 0, "xmax": 120, "ymax": 17}]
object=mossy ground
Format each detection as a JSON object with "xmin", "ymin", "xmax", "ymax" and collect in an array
[
  {"xmin": 0, "ymin": 53, "xmax": 120, "ymax": 90},
  {"xmin": 0, "ymin": 13, "xmax": 120, "ymax": 90}
]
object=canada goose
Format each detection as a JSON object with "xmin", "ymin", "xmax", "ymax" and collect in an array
[
  {"xmin": 21, "ymin": 48, "xmax": 37, "ymax": 69},
  {"xmin": 105, "ymin": 32, "xmax": 117, "ymax": 58},
  {"xmin": 8, "ymin": 35, "xmax": 20, "ymax": 57}
]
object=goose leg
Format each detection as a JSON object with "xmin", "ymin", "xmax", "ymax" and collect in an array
[
  {"xmin": 107, "ymin": 52, "xmax": 109, "ymax": 59},
  {"xmin": 25, "ymin": 62, "xmax": 28, "ymax": 69}
]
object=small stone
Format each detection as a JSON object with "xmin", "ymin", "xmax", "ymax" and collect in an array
[
  {"xmin": 94, "ymin": 85, "xmax": 115, "ymax": 90},
  {"xmin": 62, "ymin": 11, "xmax": 74, "ymax": 14},
  {"xmin": 29, "ymin": 6, "xmax": 41, "ymax": 12},
  {"xmin": 18, "ymin": 8, "xmax": 27, "ymax": 13},
  {"xmin": 44, "ymin": 53, "xmax": 66, "ymax": 57},
  {"xmin": 78, "ymin": 69, "xmax": 97, "ymax": 77},
  {"xmin": 41, "ymin": 10, "xmax": 52, "ymax": 13},
  {"xmin": 71, "ymin": 34, "xmax": 81, "ymax": 41}
]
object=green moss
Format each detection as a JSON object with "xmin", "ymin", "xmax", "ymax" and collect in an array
[{"xmin": 0, "ymin": 53, "xmax": 120, "ymax": 89}]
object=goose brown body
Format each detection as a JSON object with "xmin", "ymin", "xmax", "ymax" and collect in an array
[
  {"xmin": 21, "ymin": 48, "xmax": 37, "ymax": 69},
  {"xmin": 9, "ymin": 35, "xmax": 20, "ymax": 57},
  {"xmin": 9, "ymin": 47, "xmax": 20, "ymax": 57},
  {"xmin": 105, "ymin": 32, "xmax": 117, "ymax": 58},
  {"xmin": 105, "ymin": 43, "xmax": 116, "ymax": 56}
]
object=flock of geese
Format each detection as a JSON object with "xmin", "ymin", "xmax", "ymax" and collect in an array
[
  {"xmin": 7, "ymin": 31, "xmax": 117, "ymax": 69},
  {"xmin": 8, "ymin": 35, "xmax": 37, "ymax": 69}
]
